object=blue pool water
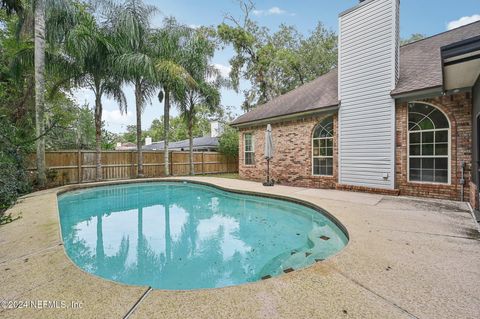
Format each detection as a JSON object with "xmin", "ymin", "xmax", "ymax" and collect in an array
[{"xmin": 58, "ymin": 182, "xmax": 348, "ymax": 290}]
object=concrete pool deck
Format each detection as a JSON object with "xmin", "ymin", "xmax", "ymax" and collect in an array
[{"xmin": 0, "ymin": 177, "xmax": 479, "ymax": 318}]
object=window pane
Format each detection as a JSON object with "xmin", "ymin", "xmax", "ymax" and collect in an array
[
  {"xmin": 409, "ymin": 113, "xmax": 424, "ymax": 130},
  {"xmin": 434, "ymin": 170, "xmax": 448, "ymax": 183},
  {"xmin": 244, "ymin": 133, "xmax": 252, "ymax": 152},
  {"xmin": 410, "ymin": 169, "xmax": 421, "ymax": 181},
  {"xmin": 313, "ymin": 158, "xmax": 320, "ymax": 175},
  {"xmin": 313, "ymin": 147, "xmax": 320, "ymax": 157},
  {"xmin": 422, "ymin": 158, "xmax": 434, "ymax": 169},
  {"xmin": 422, "ymin": 144, "xmax": 434, "ymax": 156},
  {"xmin": 410, "ymin": 145, "xmax": 421, "ymax": 155},
  {"xmin": 326, "ymin": 167, "xmax": 333, "ymax": 176},
  {"xmin": 418, "ymin": 118, "xmax": 434, "ymax": 130},
  {"xmin": 435, "ymin": 158, "xmax": 448, "ymax": 170},
  {"xmin": 435, "ymin": 130, "xmax": 448, "ymax": 143},
  {"xmin": 245, "ymin": 152, "xmax": 254, "ymax": 165},
  {"xmin": 326, "ymin": 147, "xmax": 333, "ymax": 157},
  {"xmin": 422, "ymin": 169, "xmax": 434, "ymax": 182},
  {"xmin": 410, "ymin": 158, "xmax": 421, "ymax": 169},
  {"xmin": 430, "ymin": 110, "xmax": 449, "ymax": 129},
  {"xmin": 422, "ymin": 131, "xmax": 434, "ymax": 143},
  {"xmin": 410, "ymin": 132, "xmax": 421, "ymax": 143},
  {"xmin": 313, "ymin": 139, "xmax": 319, "ymax": 148},
  {"xmin": 435, "ymin": 143, "xmax": 448, "ymax": 156},
  {"xmin": 326, "ymin": 158, "xmax": 333, "ymax": 175},
  {"xmin": 320, "ymin": 147, "xmax": 327, "ymax": 156},
  {"xmin": 327, "ymin": 139, "xmax": 333, "ymax": 147},
  {"xmin": 320, "ymin": 139, "xmax": 326, "ymax": 148}
]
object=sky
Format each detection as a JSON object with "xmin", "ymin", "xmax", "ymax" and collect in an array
[{"xmin": 73, "ymin": 0, "xmax": 480, "ymax": 134}]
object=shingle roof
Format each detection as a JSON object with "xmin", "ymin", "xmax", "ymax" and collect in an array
[
  {"xmin": 392, "ymin": 20, "xmax": 480, "ymax": 96},
  {"xmin": 143, "ymin": 136, "xmax": 219, "ymax": 151},
  {"xmin": 232, "ymin": 21, "xmax": 480, "ymax": 126},
  {"xmin": 231, "ymin": 69, "xmax": 339, "ymax": 125}
]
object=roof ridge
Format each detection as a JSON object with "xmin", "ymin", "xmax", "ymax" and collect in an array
[{"xmin": 401, "ymin": 19, "xmax": 480, "ymax": 48}]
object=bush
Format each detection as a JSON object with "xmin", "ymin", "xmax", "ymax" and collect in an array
[
  {"xmin": 0, "ymin": 117, "xmax": 31, "ymax": 222},
  {"xmin": 218, "ymin": 126, "xmax": 239, "ymax": 159}
]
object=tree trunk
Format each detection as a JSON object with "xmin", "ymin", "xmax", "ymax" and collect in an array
[
  {"xmin": 163, "ymin": 90, "xmax": 170, "ymax": 176},
  {"xmin": 188, "ymin": 113, "xmax": 194, "ymax": 176},
  {"xmin": 96, "ymin": 213, "xmax": 104, "ymax": 274},
  {"xmin": 34, "ymin": 0, "xmax": 46, "ymax": 187},
  {"xmin": 135, "ymin": 81, "xmax": 144, "ymax": 177},
  {"xmin": 94, "ymin": 90, "xmax": 103, "ymax": 181}
]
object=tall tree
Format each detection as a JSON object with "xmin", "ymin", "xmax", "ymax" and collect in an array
[
  {"xmin": 34, "ymin": 0, "xmax": 46, "ymax": 186},
  {"xmin": 14, "ymin": 0, "xmax": 78, "ymax": 186},
  {"xmin": 152, "ymin": 17, "xmax": 196, "ymax": 176},
  {"xmin": 65, "ymin": 8, "xmax": 126, "ymax": 180},
  {"xmin": 173, "ymin": 29, "xmax": 220, "ymax": 175},
  {"xmin": 109, "ymin": 0, "xmax": 157, "ymax": 177},
  {"xmin": 218, "ymin": 0, "xmax": 337, "ymax": 111}
]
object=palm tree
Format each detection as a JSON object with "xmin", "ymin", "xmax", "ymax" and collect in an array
[
  {"xmin": 108, "ymin": 0, "xmax": 157, "ymax": 178},
  {"xmin": 172, "ymin": 29, "xmax": 221, "ymax": 175},
  {"xmin": 34, "ymin": 0, "xmax": 47, "ymax": 186},
  {"xmin": 151, "ymin": 18, "xmax": 196, "ymax": 176},
  {"xmin": 65, "ymin": 9, "xmax": 126, "ymax": 181},
  {"xmin": 13, "ymin": 0, "xmax": 77, "ymax": 186}
]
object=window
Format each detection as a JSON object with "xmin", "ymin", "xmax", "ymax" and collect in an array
[
  {"xmin": 312, "ymin": 116, "xmax": 334, "ymax": 176},
  {"xmin": 408, "ymin": 103, "xmax": 450, "ymax": 183},
  {"xmin": 244, "ymin": 133, "xmax": 255, "ymax": 165}
]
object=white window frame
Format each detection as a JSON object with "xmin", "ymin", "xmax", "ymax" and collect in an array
[
  {"xmin": 312, "ymin": 118, "xmax": 334, "ymax": 177},
  {"xmin": 244, "ymin": 133, "xmax": 255, "ymax": 166},
  {"xmin": 407, "ymin": 102, "xmax": 451, "ymax": 185}
]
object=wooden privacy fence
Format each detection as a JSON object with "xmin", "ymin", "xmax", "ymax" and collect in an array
[{"xmin": 27, "ymin": 151, "xmax": 238, "ymax": 185}]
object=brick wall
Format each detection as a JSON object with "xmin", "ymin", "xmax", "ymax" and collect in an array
[
  {"xmin": 238, "ymin": 92, "xmax": 473, "ymax": 203},
  {"xmin": 238, "ymin": 113, "xmax": 338, "ymax": 189},
  {"xmin": 395, "ymin": 92, "xmax": 473, "ymax": 201}
]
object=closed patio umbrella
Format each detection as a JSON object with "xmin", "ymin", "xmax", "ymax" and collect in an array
[{"xmin": 263, "ymin": 124, "xmax": 274, "ymax": 186}]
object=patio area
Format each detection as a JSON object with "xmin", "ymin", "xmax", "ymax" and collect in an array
[{"xmin": 1, "ymin": 177, "xmax": 479, "ymax": 319}]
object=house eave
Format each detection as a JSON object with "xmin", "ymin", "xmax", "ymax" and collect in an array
[
  {"xmin": 231, "ymin": 105, "xmax": 339, "ymax": 128},
  {"xmin": 391, "ymin": 86, "xmax": 443, "ymax": 102}
]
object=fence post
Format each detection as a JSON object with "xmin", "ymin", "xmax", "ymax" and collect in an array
[
  {"xmin": 77, "ymin": 150, "xmax": 82, "ymax": 183},
  {"xmin": 169, "ymin": 151, "xmax": 173, "ymax": 176},
  {"xmin": 130, "ymin": 151, "xmax": 134, "ymax": 178},
  {"xmin": 202, "ymin": 152, "xmax": 205, "ymax": 175}
]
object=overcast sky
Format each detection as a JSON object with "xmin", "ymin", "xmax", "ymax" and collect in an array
[{"xmin": 72, "ymin": 0, "xmax": 480, "ymax": 134}]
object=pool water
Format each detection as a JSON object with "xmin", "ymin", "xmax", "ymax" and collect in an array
[{"xmin": 58, "ymin": 182, "xmax": 348, "ymax": 290}]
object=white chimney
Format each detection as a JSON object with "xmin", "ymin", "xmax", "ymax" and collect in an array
[
  {"xmin": 210, "ymin": 121, "xmax": 223, "ymax": 138},
  {"xmin": 145, "ymin": 136, "xmax": 152, "ymax": 146},
  {"xmin": 338, "ymin": 0, "xmax": 400, "ymax": 190}
]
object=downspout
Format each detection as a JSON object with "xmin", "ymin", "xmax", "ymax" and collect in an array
[{"xmin": 460, "ymin": 161, "xmax": 466, "ymax": 201}]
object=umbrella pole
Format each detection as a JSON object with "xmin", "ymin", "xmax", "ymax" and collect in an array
[{"xmin": 267, "ymin": 159, "xmax": 270, "ymax": 184}]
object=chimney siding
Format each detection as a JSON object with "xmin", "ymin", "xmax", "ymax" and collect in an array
[{"xmin": 338, "ymin": 0, "xmax": 400, "ymax": 190}]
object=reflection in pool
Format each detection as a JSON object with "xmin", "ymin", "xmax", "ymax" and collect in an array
[{"xmin": 58, "ymin": 182, "xmax": 347, "ymax": 290}]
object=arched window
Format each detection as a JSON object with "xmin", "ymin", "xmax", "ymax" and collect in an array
[
  {"xmin": 408, "ymin": 103, "xmax": 450, "ymax": 183},
  {"xmin": 312, "ymin": 116, "xmax": 334, "ymax": 176}
]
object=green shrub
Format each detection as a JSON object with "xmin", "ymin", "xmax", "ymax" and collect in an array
[
  {"xmin": 0, "ymin": 117, "xmax": 31, "ymax": 221},
  {"xmin": 218, "ymin": 126, "xmax": 239, "ymax": 159}
]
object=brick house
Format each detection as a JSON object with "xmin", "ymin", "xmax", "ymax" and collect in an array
[{"xmin": 231, "ymin": 0, "xmax": 480, "ymax": 206}]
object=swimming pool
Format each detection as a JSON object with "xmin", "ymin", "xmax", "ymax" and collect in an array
[{"xmin": 58, "ymin": 182, "xmax": 348, "ymax": 290}]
